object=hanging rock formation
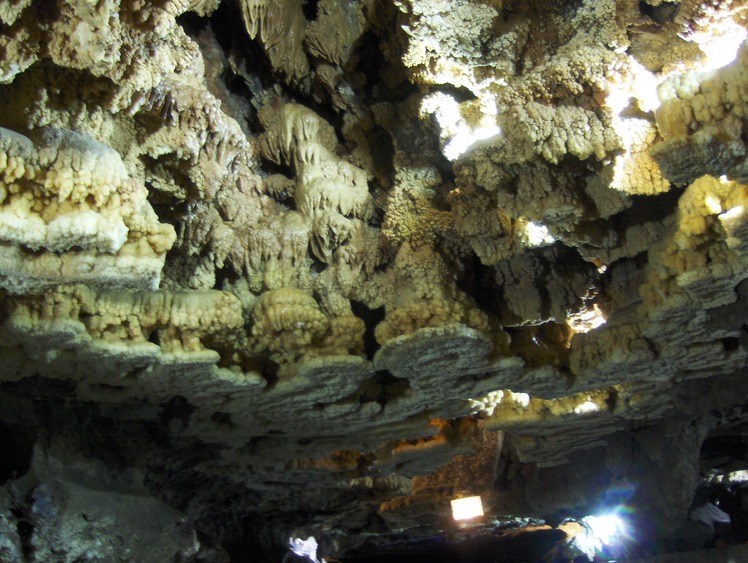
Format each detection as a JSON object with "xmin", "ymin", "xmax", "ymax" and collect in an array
[{"xmin": 1, "ymin": 0, "xmax": 748, "ymax": 560}]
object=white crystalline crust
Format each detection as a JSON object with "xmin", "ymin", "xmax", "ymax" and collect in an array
[{"xmin": 0, "ymin": 127, "xmax": 175, "ymax": 292}]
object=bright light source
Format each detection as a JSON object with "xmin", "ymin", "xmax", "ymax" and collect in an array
[
  {"xmin": 727, "ymin": 469, "xmax": 748, "ymax": 483},
  {"xmin": 705, "ymin": 194, "xmax": 723, "ymax": 214},
  {"xmin": 573, "ymin": 400, "xmax": 600, "ymax": 415},
  {"xmin": 721, "ymin": 205, "xmax": 745, "ymax": 221},
  {"xmin": 569, "ymin": 304, "xmax": 607, "ymax": 333},
  {"xmin": 451, "ymin": 496, "xmax": 484, "ymax": 521},
  {"xmin": 588, "ymin": 514, "xmax": 626, "ymax": 541},
  {"xmin": 525, "ymin": 221, "xmax": 555, "ymax": 247},
  {"xmin": 572, "ymin": 513, "xmax": 628, "ymax": 559},
  {"xmin": 289, "ymin": 536, "xmax": 324, "ymax": 563}
]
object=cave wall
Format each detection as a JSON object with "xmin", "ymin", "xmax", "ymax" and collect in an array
[{"xmin": 1, "ymin": 0, "xmax": 748, "ymax": 560}]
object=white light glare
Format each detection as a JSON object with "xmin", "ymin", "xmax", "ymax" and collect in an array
[
  {"xmin": 727, "ymin": 469, "xmax": 748, "ymax": 483},
  {"xmin": 445, "ymin": 124, "xmax": 502, "ymax": 161},
  {"xmin": 451, "ymin": 496, "xmax": 484, "ymax": 521},
  {"xmin": 525, "ymin": 221, "xmax": 555, "ymax": 247},
  {"xmin": 421, "ymin": 92, "xmax": 501, "ymax": 160},
  {"xmin": 289, "ymin": 536, "xmax": 324, "ymax": 563},
  {"xmin": 574, "ymin": 400, "xmax": 600, "ymax": 415},
  {"xmin": 705, "ymin": 194, "xmax": 723, "ymax": 214},
  {"xmin": 721, "ymin": 205, "xmax": 745, "ymax": 222},
  {"xmin": 573, "ymin": 514, "xmax": 627, "ymax": 559},
  {"xmin": 570, "ymin": 304, "xmax": 607, "ymax": 333},
  {"xmin": 695, "ymin": 23, "xmax": 748, "ymax": 73}
]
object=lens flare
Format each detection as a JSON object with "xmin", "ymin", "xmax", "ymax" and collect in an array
[{"xmin": 572, "ymin": 512, "xmax": 629, "ymax": 560}]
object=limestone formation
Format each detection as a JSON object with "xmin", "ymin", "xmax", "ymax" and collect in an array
[{"xmin": 1, "ymin": 0, "xmax": 748, "ymax": 560}]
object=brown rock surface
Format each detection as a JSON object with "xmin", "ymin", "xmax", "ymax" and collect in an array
[{"xmin": 1, "ymin": 0, "xmax": 748, "ymax": 561}]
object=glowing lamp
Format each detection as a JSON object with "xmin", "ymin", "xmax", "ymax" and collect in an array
[{"xmin": 451, "ymin": 496, "xmax": 484, "ymax": 521}]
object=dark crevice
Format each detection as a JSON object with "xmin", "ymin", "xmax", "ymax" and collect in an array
[
  {"xmin": 35, "ymin": 2, "xmax": 61, "ymax": 26},
  {"xmin": 354, "ymin": 371, "xmax": 411, "ymax": 406},
  {"xmin": 159, "ymin": 395, "xmax": 197, "ymax": 427},
  {"xmin": 623, "ymin": 187, "xmax": 685, "ymax": 226},
  {"xmin": 638, "ymin": 0, "xmax": 679, "ymax": 25},
  {"xmin": 148, "ymin": 329, "xmax": 161, "ymax": 346},
  {"xmin": 721, "ymin": 337, "xmax": 741, "ymax": 354},
  {"xmin": 606, "ymin": 389, "xmax": 619, "ymax": 412},
  {"xmin": 174, "ymin": 10, "xmax": 210, "ymax": 37},
  {"xmin": 700, "ymin": 432, "xmax": 748, "ymax": 466},
  {"xmin": 310, "ymin": 256, "xmax": 329, "ymax": 275},
  {"xmin": 575, "ymin": 187, "xmax": 683, "ymax": 264},
  {"xmin": 145, "ymin": 184, "xmax": 190, "ymax": 222},
  {"xmin": 258, "ymin": 157, "xmax": 294, "ymax": 179},
  {"xmin": 345, "ymin": 527, "xmax": 568, "ymax": 563},
  {"xmin": 350, "ymin": 300, "xmax": 385, "ymax": 361},
  {"xmin": 432, "ymin": 85, "xmax": 477, "ymax": 103},
  {"xmin": 141, "ymin": 154, "xmax": 200, "ymax": 200},
  {"xmin": 208, "ymin": 2, "xmax": 277, "ymax": 91},
  {"xmin": 302, "ymin": 0, "xmax": 320, "ymax": 21},
  {"xmin": 367, "ymin": 125, "xmax": 396, "ymax": 187},
  {"xmin": 0, "ymin": 423, "xmax": 35, "ymax": 485},
  {"xmin": 16, "ymin": 517, "xmax": 35, "ymax": 559},
  {"xmin": 177, "ymin": 1, "xmax": 273, "ymax": 137},
  {"xmin": 432, "ymin": 170, "xmax": 457, "ymax": 211},
  {"xmin": 260, "ymin": 361, "xmax": 280, "ymax": 390},
  {"xmin": 0, "ymin": 62, "xmax": 115, "ymax": 132},
  {"xmin": 214, "ymin": 264, "xmax": 240, "ymax": 290},
  {"xmin": 454, "ymin": 253, "xmax": 499, "ymax": 318},
  {"xmin": 351, "ymin": 29, "xmax": 414, "ymax": 102},
  {"xmin": 352, "ymin": 30, "xmax": 385, "ymax": 98},
  {"xmin": 211, "ymin": 412, "xmax": 233, "ymax": 427},
  {"xmin": 597, "ymin": 251, "xmax": 649, "ymax": 319}
]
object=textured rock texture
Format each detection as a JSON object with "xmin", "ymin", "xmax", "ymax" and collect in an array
[{"xmin": 1, "ymin": 0, "xmax": 748, "ymax": 560}]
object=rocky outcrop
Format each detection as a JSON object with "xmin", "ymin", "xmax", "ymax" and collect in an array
[{"xmin": 1, "ymin": 0, "xmax": 748, "ymax": 560}]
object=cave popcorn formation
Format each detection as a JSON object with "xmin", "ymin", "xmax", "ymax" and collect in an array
[{"xmin": 1, "ymin": 0, "xmax": 748, "ymax": 561}]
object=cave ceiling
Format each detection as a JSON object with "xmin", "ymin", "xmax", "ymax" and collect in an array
[{"xmin": 1, "ymin": 0, "xmax": 748, "ymax": 561}]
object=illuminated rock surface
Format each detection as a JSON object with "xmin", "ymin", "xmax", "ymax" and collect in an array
[{"xmin": 1, "ymin": 0, "xmax": 748, "ymax": 561}]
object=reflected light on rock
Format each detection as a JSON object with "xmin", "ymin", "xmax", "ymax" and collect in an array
[
  {"xmin": 525, "ymin": 221, "xmax": 555, "ymax": 247},
  {"xmin": 573, "ymin": 400, "xmax": 600, "ymax": 415},
  {"xmin": 444, "ymin": 124, "xmax": 502, "ymax": 161},
  {"xmin": 726, "ymin": 469, "xmax": 748, "ymax": 483},
  {"xmin": 569, "ymin": 304, "xmax": 607, "ymax": 333},
  {"xmin": 705, "ymin": 194, "xmax": 723, "ymax": 214},
  {"xmin": 289, "ymin": 536, "xmax": 324, "ymax": 563},
  {"xmin": 693, "ymin": 22, "xmax": 748, "ymax": 73},
  {"xmin": 421, "ymin": 92, "xmax": 501, "ymax": 160},
  {"xmin": 721, "ymin": 204, "xmax": 745, "ymax": 222},
  {"xmin": 510, "ymin": 391, "xmax": 531, "ymax": 408},
  {"xmin": 604, "ymin": 61, "xmax": 662, "ymax": 195}
]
